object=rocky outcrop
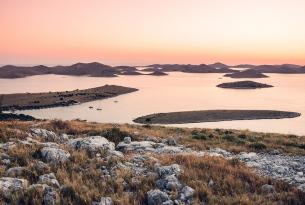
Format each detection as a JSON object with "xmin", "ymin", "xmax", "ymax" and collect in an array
[
  {"xmin": 0, "ymin": 177, "xmax": 29, "ymax": 199},
  {"xmin": 147, "ymin": 189, "xmax": 171, "ymax": 205},
  {"xmin": 149, "ymin": 164, "xmax": 194, "ymax": 205},
  {"xmin": 41, "ymin": 147, "xmax": 70, "ymax": 163},
  {"xmin": 93, "ymin": 197, "xmax": 113, "ymax": 205},
  {"xmin": 31, "ymin": 128, "xmax": 68, "ymax": 142},
  {"xmin": 67, "ymin": 136, "xmax": 115, "ymax": 153},
  {"xmin": 38, "ymin": 173, "xmax": 60, "ymax": 188}
]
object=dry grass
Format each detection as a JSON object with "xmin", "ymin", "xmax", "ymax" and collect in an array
[
  {"xmin": 1, "ymin": 120, "xmax": 305, "ymax": 204},
  {"xmin": 158, "ymin": 154, "xmax": 305, "ymax": 205}
]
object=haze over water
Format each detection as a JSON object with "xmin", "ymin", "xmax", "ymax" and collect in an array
[{"xmin": 1, "ymin": 73, "xmax": 305, "ymax": 135}]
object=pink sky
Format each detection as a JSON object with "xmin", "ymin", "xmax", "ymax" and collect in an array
[{"xmin": 1, "ymin": 0, "xmax": 305, "ymax": 66}]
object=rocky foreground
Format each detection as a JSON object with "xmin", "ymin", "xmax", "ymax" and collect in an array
[{"xmin": 0, "ymin": 120, "xmax": 304, "ymax": 204}]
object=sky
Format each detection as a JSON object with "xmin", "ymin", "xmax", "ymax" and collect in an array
[{"xmin": 1, "ymin": 0, "xmax": 305, "ymax": 66}]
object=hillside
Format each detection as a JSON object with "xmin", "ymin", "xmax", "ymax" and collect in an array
[{"xmin": 0, "ymin": 120, "xmax": 304, "ymax": 204}]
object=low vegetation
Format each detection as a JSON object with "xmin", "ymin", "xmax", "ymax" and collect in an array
[{"xmin": 0, "ymin": 120, "xmax": 305, "ymax": 204}]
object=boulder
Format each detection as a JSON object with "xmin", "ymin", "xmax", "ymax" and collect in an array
[
  {"xmin": 123, "ymin": 137, "xmax": 132, "ymax": 144},
  {"xmin": 156, "ymin": 164, "xmax": 181, "ymax": 178},
  {"xmin": 117, "ymin": 140, "xmax": 156, "ymax": 153},
  {"xmin": 43, "ymin": 186, "xmax": 58, "ymax": 205},
  {"xmin": 0, "ymin": 142, "xmax": 16, "ymax": 150},
  {"xmin": 167, "ymin": 138, "xmax": 177, "ymax": 146},
  {"xmin": 156, "ymin": 174, "xmax": 182, "ymax": 191},
  {"xmin": 94, "ymin": 197, "xmax": 113, "ymax": 205},
  {"xmin": 0, "ymin": 177, "xmax": 29, "ymax": 199},
  {"xmin": 38, "ymin": 173, "xmax": 60, "ymax": 188},
  {"xmin": 179, "ymin": 186, "xmax": 194, "ymax": 201},
  {"xmin": 67, "ymin": 136, "xmax": 115, "ymax": 154},
  {"xmin": 147, "ymin": 189, "xmax": 170, "ymax": 205},
  {"xmin": 31, "ymin": 128, "xmax": 58, "ymax": 142},
  {"xmin": 41, "ymin": 147, "xmax": 70, "ymax": 163}
]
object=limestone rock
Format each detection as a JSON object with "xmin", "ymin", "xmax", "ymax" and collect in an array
[
  {"xmin": 38, "ymin": 173, "xmax": 60, "ymax": 188},
  {"xmin": 41, "ymin": 147, "xmax": 70, "ymax": 163},
  {"xmin": 147, "ymin": 189, "xmax": 170, "ymax": 205},
  {"xmin": 67, "ymin": 136, "xmax": 115, "ymax": 153},
  {"xmin": 0, "ymin": 177, "xmax": 29, "ymax": 199}
]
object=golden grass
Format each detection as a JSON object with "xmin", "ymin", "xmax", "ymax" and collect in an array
[{"xmin": 1, "ymin": 120, "xmax": 305, "ymax": 204}]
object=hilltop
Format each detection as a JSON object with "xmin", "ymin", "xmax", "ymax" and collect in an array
[{"xmin": 0, "ymin": 120, "xmax": 304, "ymax": 204}]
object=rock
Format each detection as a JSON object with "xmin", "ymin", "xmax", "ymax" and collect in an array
[
  {"xmin": 156, "ymin": 174, "xmax": 182, "ymax": 191},
  {"xmin": 270, "ymin": 149, "xmax": 280, "ymax": 155},
  {"xmin": 41, "ymin": 147, "xmax": 70, "ymax": 163},
  {"xmin": 31, "ymin": 128, "xmax": 58, "ymax": 142},
  {"xmin": 67, "ymin": 136, "xmax": 115, "ymax": 154},
  {"xmin": 179, "ymin": 186, "xmax": 194, "ymax": 201},
  {"xmin": 208, "ymin": 148, "xmax": 232, "ymax": 157},
  {"xmin": 261, "ymin": 184, "xmax": 275, "ymax": 194},
  {"xmin": 0, "ymin": 142, "xmax": 16, "ymax": 150},
  {"xmin": 167, "ymin": 138, "xmax": 177, "ymax": 146},
  {"xmin": 117, "ymin": 140, "xmax": 186, "ymax": 154},
  {"xmin": 43, "ymin": 186, "xmax": 58, "ymax": 205},
  {"xmin": 117, "ymin": 140, "xmax": 156, "ymax": 153},
  {"xmin": 156, "ymin": 164, "xmax": 181, "ymax": 178},
  {"xmin": 5, "ymin": 167, "xmax": 27, "ymax": 178},
  {"xmin": 38, "ymin": 173, "xmax": 60, "ymax": 188},
  {"xmin": 147, "ymin": 189, "xmax": 170, "ymax": 205},
  {"xmin": 1, "ymin": 159, "xmax": 11, "ymax": 166},
  {"xmin": 0, "ymin": 153, "xmax": 11, "ymax": 165},
  {"xmin": 95, "ymin": 197, "xmax": 113, "ymax": 205},
  {"xmin": 0, "ymin": 177, "xmax": 29, "ymax": 199},
  {"xmin": 162, "ymin": 200, "xmax": 174, "ymax": 205},
  {"xmin": 238, "ymin": 152, "xmax": 258, "ymax": 161},
  {"xmin": 123, "ymin": 137, "xmax": 131, "ymax": 144},
  {"xmin": 208, "ymin": 179, "xmax": 214, "ymax": 187}
]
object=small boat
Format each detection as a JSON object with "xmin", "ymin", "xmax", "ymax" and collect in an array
[
  {"xmin": 97, "ymin": 108, "xmax": 102, "ymax": 111},
  {"xmin": 114, "ymin": 100, "xmax": 118, "ymax": 103},
  {"xmin": 89, "ymin": 106, "xmax": 93, "ymax": 109}
]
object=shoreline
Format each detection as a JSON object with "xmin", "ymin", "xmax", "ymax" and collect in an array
[{"xmin": 0, "ymin": 85, "xmax": 138, "ymax": 111}]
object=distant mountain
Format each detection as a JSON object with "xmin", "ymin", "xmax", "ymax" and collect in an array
[
  {"xmin": 209, "ymin": 62, "xmax": 230, "ymax": 69},
  {"xmin": 253, "ymin": 64, "xmax": 305, "ymax": 73},
  {"xmin": 0, "ymin": 62, "xmax": 139, "ymax": 78},
  {"xmin": 224, "ymin": 69, "xmax": 269, "ymax": 78},
  {"xmin": 231, "ymin": 64, "xmax": 257, "ymax": 69},
  {"xmin": 145, "ymin": 64, "xmax": 235, "ymax": 73}
]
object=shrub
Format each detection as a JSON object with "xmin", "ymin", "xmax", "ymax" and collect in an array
[
  {"xmin": 102, "ymin": 127, "xmax": 131, "ymax": 144},
  {"xmin": 249, "ymin": 142, "xmax": 267, "ymax": 150}
]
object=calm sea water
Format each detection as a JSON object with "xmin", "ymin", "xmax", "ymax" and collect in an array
[{"xmin": 1, "ymin": 73, "xmax": 305, "ymax": 135}]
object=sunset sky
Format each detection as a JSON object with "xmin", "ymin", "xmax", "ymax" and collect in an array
[{"xmin": 1, "ymin": 0, "xmax": 305, "ymax": 66}]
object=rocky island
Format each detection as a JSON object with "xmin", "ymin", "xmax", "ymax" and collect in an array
[
  {"xmin": 224, "ymin": 69, "xmax": 269, "ymax": 78},
  {"xmin": 133, "ymin": 110, "xmax": 301, "ymax": 124},
  {"xmin": 0, "ymin": 85, "xmax": 138, "ymax": 111},
  {"xmin": 0, "ymin": 119, "xmax": 304, "ymax": 204},
  {"xmin": 217, "ymin": 81, "xmax": 273, "ymax": 89}
]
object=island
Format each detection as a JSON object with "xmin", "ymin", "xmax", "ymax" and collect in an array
[
  {"xmin": 133, "ymin": 110, "xmax": 301, "ymax": 124},
  {"xmin": 0, "ymin": 85, "xmax": 138, "ymax": 111},
  {"xmin": 224, "ymin": 69, "xmax": 269, "ymax": 78},
  {"xmin": 217, "ymin": 81, "xmax": 273, "ymax": 89},
  {"xmin": 147, "ymin": 70, "xmax": 168, "ymax": 76}
]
